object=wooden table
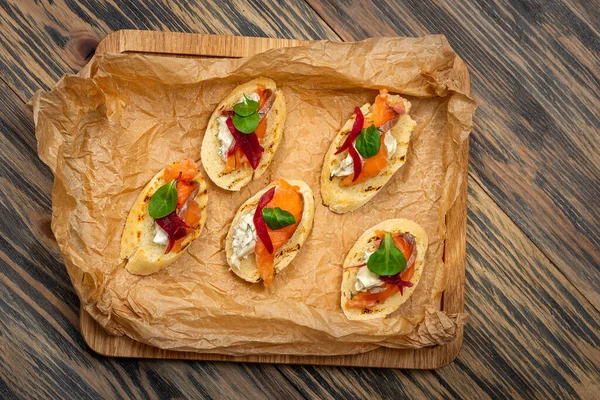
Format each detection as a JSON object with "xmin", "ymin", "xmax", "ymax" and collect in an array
[{"xmin": 0, "ymin": 1, "xmax": 598, "ymax": 398}]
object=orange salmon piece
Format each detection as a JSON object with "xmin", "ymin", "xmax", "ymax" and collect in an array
[
  {"xmin": 255, "ymin": 179, "xmax": 303, "ymax": 287},
  {"xmin": 341, "ymin": 135, "xmax": 388, "ymax": 185},
  {"xmin": 223, "ymin": 148, "xmax": 249, "ymax": 173},
  {"xmin": 371, "ymin": 89, "xmax": 395, "ymax": 128},
  {"xmin": 393, "ymin": 235, "xmax": 415, "ymax": 281},
  {"xmin": 254, "ymin": 117, "xmax": 267, "ymax": 140},
  {"xmin": 164, "ymin": 158, "xmax": 198, "ymax": 183},
  {"xmin": 163, "ymin": 158, "xmax": 200, "ymax": 210},
  {"xmin": 345, "ymin": 283, "xmax": 398, "ymax": 309},
  {"xmin": 256, "ymin": 84, "xmax": 267, "ymax": 108},
  {"xmin": 175, "ymin": 182, "xmax": 196, "ymax": 210},
  {"xmin": 184, "ymin": 201, "xmax": 202, "ymax": 228}
]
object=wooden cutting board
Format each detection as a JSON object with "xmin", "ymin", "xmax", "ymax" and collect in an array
[{"xmin": 83, "ymin": 29, "xmax": 468, "ymax": 369}]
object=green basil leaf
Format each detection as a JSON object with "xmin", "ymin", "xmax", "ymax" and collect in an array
[
  {"xmin": 233, "ymin": 112, "xmax": 260, "ymax": 134},
  {"xmin": 355, "ymin": 125, "xmax": 381, "ymax": 158},
  {"xmin": 148, "ymin": 179, "xmax": 178, "ymax": 219},
  {"xmin": 367, "ymin": 233, "xmax": 406, "ymax": 276},
  {"xmin": 262, "ymin": 207, "xmax": 296, "ymax": 230},
  {"xmin": 233, "ymin": 95, "xmax": 260, "ymax": 117}
]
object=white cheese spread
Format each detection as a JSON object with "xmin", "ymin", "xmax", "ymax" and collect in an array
[
  {"xmin": 217, "ymin": 115, "xmax": 233, "ymax": 160},
  {"xmin": 153, "ymin": 223, "xmax": 169, "ymax": 246},
  {"xmin": 231, "ymin": 212, "xmax": 257, "ymax": 268},
  {"xmin": 331, "ymin": 152, "xmax": 355, "ymax": 177},
  {"xmin": 383, "ymin": 130, "xmax": 397, "ymax": 156},
  {"xmin": 354, "ymin": 251, "xmax": 384, "ymax": 292},
  {"xmin": 238, "ymin": 92, "xmax": 260, "ymax": 104}
]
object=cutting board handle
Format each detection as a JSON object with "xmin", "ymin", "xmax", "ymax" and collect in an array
[{"xmin": 96, "ymin": 29, "xmax": 309, "ymax": 58}]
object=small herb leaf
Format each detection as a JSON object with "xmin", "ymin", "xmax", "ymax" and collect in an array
[
  {"xmin": 367, "ymin": 233, "xmax": 406, "ymax": 276},
  {"xmin": 148, "ymin": 179, "xmax": 178, "ymax": 219},
  {"xmin": 233, "ymin": 112, "xmax": 260, "ymax": 134},
  {"xmin": 233, "ymin": 95, "xmax": 260, "ymax": 117},
  {"xmin": 262, "ymin": 207, "xmax": 296, "ymax": 230},
  {"xmin": 355, "ymin": 125, "xmax": 381, "ymax": 158}
]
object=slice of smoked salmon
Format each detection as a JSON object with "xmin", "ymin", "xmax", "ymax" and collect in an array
[
  {"xmin": 183, "ymin": 201, "xmax": 202, "ymax": 228},
  {"xmin": 176, "ymin": 182, "xmax": 196, "ymax": 210},
  {"xmin": 254, "ymin": 117, "xmax": 267, "ymax": 140},
  {"xmin": 164, "ymin": 158, "xmax": 198, "ymax": 183},
  {"xmin": 256, "ymin": 84, "xmax": 267, "ymax": 108},
  {"xmin": 371, "ymin": 89, "xmax": 395, "ymax": 128},
  {"xmin": 345, "ymin": 283, "xmax": 398, "ymax": 309},
  {"xmin": 341, "ymin": 135, "xmax": 388, "ymax": 186},
  {"xmin": 163, "ymin": 158, "xmax": 200, "ymax": 210},
  {"xmin": 223, "ymin": 148, "xmax": 249, "ymax": 173},
  {"xmin": 393, "ymin": 234, "xmax": 415, "ymax": 281},
  {"xmin": 255, "ymin": 179, "xmax": 303, "ymax": 287}
]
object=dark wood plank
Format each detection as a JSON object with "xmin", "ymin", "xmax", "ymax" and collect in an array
[
  {"xmin": 1, "ymin": 0, "xmax": 598, "ymax": 399},
  {"xmin": 277, "ymin": 177, "xmax": 600, "ymax": 399},
  {"xmin": 307, "ymin": 0, "xmax": 600, "ymax": 309},
  {"xmin": 0, "ymin": 78, "xmax": 304, "ymax": 399},
  {"xmin": 0, "ymin": 1, "xmax": 340, "ymax": 398},
  {"xmin": 0, "ymin": 0, "xmax": 340, "ymax": 102}
]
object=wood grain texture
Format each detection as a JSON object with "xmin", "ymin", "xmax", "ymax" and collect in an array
[
  {"xmin": 0, "ymin": 0, "xmax": 339, "ymax": 101},
  {"xmin": 97, "ymin": 29, "xmax": 310, "ymax": 57},
  {"xmin": 0, "ymin": 0, "xmax": 598, "ymax": 399},
  {"xmin": 307, "ymin": 0, "xmax": 600, "ymax": 310},
  {"xmin": 277, "ymin": 177, "xmax": 600, "ymax": 399}
]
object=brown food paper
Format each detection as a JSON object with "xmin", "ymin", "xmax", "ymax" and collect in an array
[{"xmin": 31, "ymin": 36, "xmax": 476, "ymax": 355}]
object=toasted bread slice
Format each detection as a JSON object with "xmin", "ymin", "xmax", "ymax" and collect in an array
[
  {"xmin": 201, "ymin": 77, "xmax": 286, "ymax": 191},
  {"xmin": 225, "ymin": 179, "xmax": 314, "ymax": 283},
  {"xmin": 321, "ymin": 98, "xmax": 416, "ymax": 214},
  {"xmin": 120, "ymin": 168, "xmax": 208, "ymax": 275},
  {"xmin": 341, "ymin": 219, "xmax": 428, "ymax": 320}
]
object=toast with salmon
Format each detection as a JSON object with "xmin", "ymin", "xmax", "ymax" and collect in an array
[
  {"xmin": 202, "ymin": 77, "xmax": 286, "ymax": 191},
  {"xmin": 225, "ymin": 179, "xmax": 314, "ymax": 287},
  {"xmin": 120, "ymin": 158, "xmax": 208, "ymax": 275},
  {"xmin": 321, "ymin": 90, "xmax": 417, "ymax": 213},
  {"xmin": 340, "ymin": 219, "xmax": 428, "ymax": 320}
]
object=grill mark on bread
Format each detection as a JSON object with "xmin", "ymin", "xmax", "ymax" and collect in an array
[
  {"xmin": 229, "ymin": 175, "xmax": 247, "ymax": 187},
  {"xmin": 239, "ymin": 201, "xmax": 258, "ymax": 215},
  {"xmin": 277, "ymin": 243, "xmax": 301, "ymax": 258},
  {"xmin": 362, "ymin": 185, "xmax": 382, "ymax": 193}
]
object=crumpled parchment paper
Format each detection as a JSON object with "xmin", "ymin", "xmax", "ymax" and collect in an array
[{"xmin": 31, "ymin": 36, "xmax": 476, "ymax": 355}]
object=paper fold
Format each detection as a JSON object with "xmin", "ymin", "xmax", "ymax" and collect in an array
[{"xmin": 32, "ymin": 36, "xmax": 476, "ymax": 355}]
